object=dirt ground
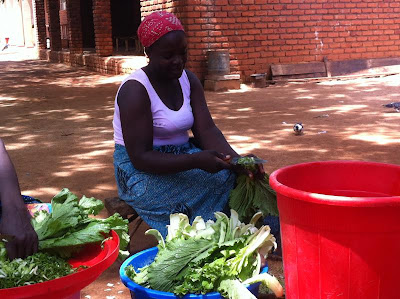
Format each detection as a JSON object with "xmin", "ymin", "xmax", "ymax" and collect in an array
[{"xmin": 1, "ymin": 47, "xmax": 400, "ymax": 298}]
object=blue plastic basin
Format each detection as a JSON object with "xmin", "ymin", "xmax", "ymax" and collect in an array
[{"xmin": 120, "ymin": 247, "xmax": 268, "ymax": 299}]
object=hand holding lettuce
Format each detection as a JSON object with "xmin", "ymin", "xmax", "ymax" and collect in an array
[{"xmin": 126, "ymin": 210, "xmax": 284, "ymax": 298}]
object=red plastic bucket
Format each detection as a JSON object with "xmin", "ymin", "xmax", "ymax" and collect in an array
[{"xmin": 269, "ymin": 161, "xmax": 400, "ymax": 299}]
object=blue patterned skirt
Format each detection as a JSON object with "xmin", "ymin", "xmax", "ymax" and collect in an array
[{"xmin": 113, "ymin": 142, "xmax": 236, "ymax": 237}]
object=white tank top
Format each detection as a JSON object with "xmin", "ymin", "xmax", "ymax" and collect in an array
[{"xmin": 113, "ymin": 69, "xmax": 194, "ymax": 146}]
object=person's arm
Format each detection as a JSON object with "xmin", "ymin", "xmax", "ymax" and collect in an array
[
  {"xmin": 0, "ymin": 139, "xmax": 38, "ymax": 260},
  {"xmin": 187, "ymin": 70, "xmax": 239, "ymax": 158},
  {"xmin": 187, "ymin": 70, "xmax": 265, "ymax": 179},
  {"xmin": 118, "ymin": 80, "xmax": 231, "ymax": 174}
]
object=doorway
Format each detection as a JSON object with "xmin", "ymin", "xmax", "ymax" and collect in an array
[
  {"xmin": 111, "ymin": 0, "xmax": 141, "ymax": 54},
  {"xmin": 81, "ymin": 0, "xmax": 95, "ymax": 49}
]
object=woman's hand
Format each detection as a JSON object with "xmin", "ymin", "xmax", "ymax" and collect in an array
[
  {"xmin": 0, "ymin": 205, "xmax": 38, "ymax": 260},
  {"xmin": 231, "ymin": 154, "xmax": 266, "ymax": 180},
  {"xmin": 249, "ymin": 154, "xmax": 266, "ymax": 180},
  {"xmin": 193, "ymin": 150, "xmax": 232, "ymax": 173}
]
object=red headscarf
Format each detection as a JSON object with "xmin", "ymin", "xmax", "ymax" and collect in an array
[{"xmin": 137, "ymin": 11, "xmax": 185, "ymax": 48}]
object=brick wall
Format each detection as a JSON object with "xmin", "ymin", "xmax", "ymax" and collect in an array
[
  {"xmin": 59, "ymin": 10, "xmax": 68, "ymax": 48},
  {"xmin": 93, "ymin": 0, "xmax": 113, "ymax": 56},
  {"xmin": 59, "ymin": 10, "xmax": 67, "ymax": 25},
  {"xmin": 34, "ymin": 0, "xmax": 400, "ymax": 81},
  {"xmin": 47, "ymin": 0, "xmax": 62, "ymax": 50},
  {"xmin": 66, "ymin": 0, "xmax": 83, "ymax": 53},
  {"xmin": 253, "ymin": 0, "xmax": 400, "ymax": 78},
  {"xmin": 140, "ymin": 0, "xmax": 400, "ymax": 82},
  {"xmin": 33, "ymin": 0, "xmax": 47, "ymax": 50},
  {"xmin": 40, "ymin": 48, "xmax": 147, "ymax": 74}
]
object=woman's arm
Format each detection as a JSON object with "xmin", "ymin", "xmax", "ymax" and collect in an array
[
  {"xmin": 0, "ymin": 139, "xmax": 38, "ymax": 260},
  {"xmin": 187, "ymin": 70, "xmax": 239, "ymax": 158},
  {"xmin": 118, "ymin": 80, "xmax": 231, "ymax": 174},
  {"xmin": 187, "ymin": 71, "xmax": 266, "ymax": 178}
]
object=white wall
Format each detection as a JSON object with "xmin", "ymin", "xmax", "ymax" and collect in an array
[{"xmin": 0, "ymin": 0, "xmax": 35, "ymax": 47}]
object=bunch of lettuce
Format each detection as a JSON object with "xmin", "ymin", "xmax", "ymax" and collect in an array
[
  {"xmin": 229, "ymin": 156, "xmax": 278, "ymax": 223},
  {"xmin": 126, "ymin": 210, "xmax": 284, "ymax": 299},
  {"xmin": 32, "ymin": 188, "xmax": 129, "ymax": 258},
  {"xmin": 0, "ymin": 188, "xmax": 130, "ymax": 289}
]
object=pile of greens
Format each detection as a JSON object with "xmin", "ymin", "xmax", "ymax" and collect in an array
[
  {"xmin": 229, "ymin": 156, "xmax": 278, "ymax": 223},
  {"xmin": 32, "ymin": 188, "xmax": 129, "ymax": 258},
  {"xmin": 126, "ymin": 210, "xmax": 284, "ymax": 299},
  {"xmin": 0, "ymin": 188, "xmax": 130, "ymax": 289},
  {"xmin": 0, "ymin": 246, "xmax": 76, "ymax": 289}
]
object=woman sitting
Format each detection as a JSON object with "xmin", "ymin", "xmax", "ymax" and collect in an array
[{"xmin": 113, "ymin": 11, "xmax": 262, "ymax": 237}]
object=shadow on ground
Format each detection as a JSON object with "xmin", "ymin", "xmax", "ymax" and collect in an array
[
  {"xmin": 206, "ymin": 77, "xmax": 400, "ymax": 174},
  {"xmin": 0, "ymin": 59, "xmax": 125, "ymax": 202},
  {"xmin": 1, "ymin": 50, "xmax": 400, "ymax": 298}
]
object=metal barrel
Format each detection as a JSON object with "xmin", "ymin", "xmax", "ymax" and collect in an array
[{"xmin": 207, "ymin": 50, "xmax": 230, "ymax": 75}]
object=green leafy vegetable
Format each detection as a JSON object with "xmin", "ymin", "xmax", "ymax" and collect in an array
[
  {"xmin": 242, "ymin": 273, "xmax": 284, "ymax": 297},
  {"xmin": 229, "ymin": 157, "xmax": 278, "ymax": 223},
  {"xmin": 32, "ymin": 188, "xmax": 129, "ymax": 258},
  {"xmin": 0, "ymin": 249, "xmax": 76, "ymax": 289},
  {"xmin": 78, "ymin": 195, "xmax": 105, "ymax": 216},
  {"xmin": 219, "ymin": 279, "xmax": 257, "ymax": 299},
  {"xmin": 126, "ymin": 210, "xmax": 283, "ymax": 298},
  {"xmin": 148, "ymin": 238, "xmax": 214, "ymax": 292},
  {"xmin": 0, "ymin": 241, "xmax": 7, "ymax": 261},
  {"xmin": 0, "ymin": 188, "xmax": 131, "ymax": 289}
]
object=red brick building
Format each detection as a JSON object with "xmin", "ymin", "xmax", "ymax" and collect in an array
[{"xmin": 6, "ymin": 0, "xmax": 400, "ymax": 82}]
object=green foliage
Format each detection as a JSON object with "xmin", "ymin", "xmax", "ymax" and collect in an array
[
  {"xmin": 0, "ymin": 251, "xmax": 75, "ymax": 289},
  {"xmin": 126, "ymin": 210, "xmax": 279, "ymax": 299},
  {"xmin": 0, "ymin": 188, "xmax": 131, "ymax": 289},
  {"xmin": 32, "ymin": 188, "xmax": 129, "ymax": 258},
  {"xmin": 229, "ymin": 157, "xmax": 278, "ymax": 223},
  {"xmin": 148, "ymin": 238, "xmax": 214, "ymax": 292}
]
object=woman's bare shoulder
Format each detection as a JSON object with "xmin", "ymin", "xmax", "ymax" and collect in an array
[
  {"xmin": 185, "ymin": 69, "xmax": 200, "ymax": 82},
  {"xmin": 117, "ymin": 79, "xmax": 150, "ymax": 110},
  {"xmin": 184, "ymin": 69, "xmax": 203, "ymax": 93}
]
